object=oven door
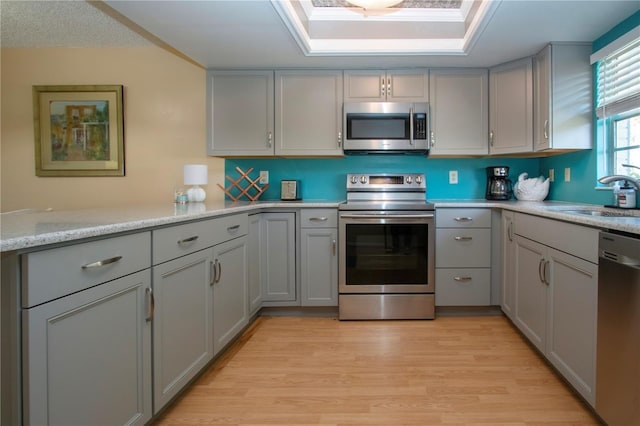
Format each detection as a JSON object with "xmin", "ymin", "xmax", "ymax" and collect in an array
[{"xmin": 339, "ymin": 211, "xmax": 435, "ymax": 294}]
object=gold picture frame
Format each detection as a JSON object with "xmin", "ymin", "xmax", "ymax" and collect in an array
[{"xmin": 33, "ymin": 85, "xmax": 124, "ymax": 176}]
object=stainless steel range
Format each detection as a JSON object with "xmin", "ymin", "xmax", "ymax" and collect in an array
[{"xmin": 338, "ymin": 173, "xmax": 435, "ymax": 320}]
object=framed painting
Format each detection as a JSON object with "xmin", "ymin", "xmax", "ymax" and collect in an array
[{"xmin": 33, "ymin": 85, "xmax": 124, "ymax": 176}]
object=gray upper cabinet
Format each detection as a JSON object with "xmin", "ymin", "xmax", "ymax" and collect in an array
[
  {"xmin": 428, "ymin": 69, "xmax": 489, "ymax": 156},
  {"xmin": 344, "ymin": 69, "xmax": 429, "ymax": 102},
  {"xmin": 207, "ymin": 70, "xmax": 275, "ymax": 157},
  {"xmin": 275, "ymin": 70, "xmax": 344, "ymax": 156},
  {"xmin": 533, "ymin": 43, "xmax": 592, "ymax": 152},
  {"xmin": 489, "ymin": 57, "xmax": 533, "ymax": 154}
]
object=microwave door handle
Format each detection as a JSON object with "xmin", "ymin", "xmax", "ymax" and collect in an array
[{"xmin": 409, "ymin": 106, "xmax": 414, "ymax": 146}]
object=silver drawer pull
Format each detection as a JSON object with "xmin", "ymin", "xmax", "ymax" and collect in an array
[
  {"xmin": 81, "ymin": 255, "xmax": 123, "ymax": 269},
  {"xmin": 177, "ymin": 235, "xmax": 199, "ymax": 245},
  {"xmin": 145, "ymin": 287, "xmax": 155, "ymax": 322},
  {"xmin": 309, "ymin": 217, "xmax": 328, "ymax": 222},
  {"xmin": 227, "ymin": 224, "xmax": 240, "ymax": 232},
  {"xmin": 454, "ymin": 236, "xmax": 473, "ymax": 241},
  {"xmin": 454, "ymin": 217, "xmax": 473, "ymax": 222},
  {"xmin": 454, "ymin": 276, "xmax": 473, "ymax": 282}
]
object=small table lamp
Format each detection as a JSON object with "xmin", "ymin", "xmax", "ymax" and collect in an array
[{"xmin": 184, "ymin": 164, "xmax": 208, "ymax": 202}]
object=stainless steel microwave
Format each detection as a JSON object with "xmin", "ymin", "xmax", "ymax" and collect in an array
[{"xmin": 343, "ymin": 102, "xmax": 429, "ymax": 154}]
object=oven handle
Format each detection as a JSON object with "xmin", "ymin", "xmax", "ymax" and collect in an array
[{"xmin": 340, "ymin": 213, "xmax": 434, "ymax": 220}]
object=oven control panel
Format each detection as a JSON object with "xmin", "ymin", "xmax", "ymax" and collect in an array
[{"xmin": 346, "ymin": 173, "xmax": 426, "ymax": 191}]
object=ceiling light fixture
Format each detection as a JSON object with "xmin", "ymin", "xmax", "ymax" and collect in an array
[{"xmin": 346, "ymin": 0, "xmax": 403, "ymax": 10}]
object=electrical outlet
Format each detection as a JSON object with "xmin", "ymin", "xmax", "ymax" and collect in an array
[
  {"xmin": 549, "ymin": 169, "xmax": 555, "ymax": 182},
  {"xmin": 564, "ymin": 168, "xmax": 571, "ymax": 182},
  {"xmin": 259, "ymin": 170, "xmax": 269, "ymax": 185},
  {"xmin": 449, "ymin": 170, "xmax": 458, "ymax": 184}
]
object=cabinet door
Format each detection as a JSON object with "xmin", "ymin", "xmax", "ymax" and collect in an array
[
  {"xmin": 429, "ymin": 69, "xmax": 488, "ymax": 156},
  {"xmin": 248, "ymin": 214, "xmax": 263, "ymax": 315},
  {"xmin": 343, "ymin": 70, "xmax": 386, "ymax": 101},
  {"xmin": 261, "ymin": 212, "xmax": 296, "ymax": 303},
  {"xmin": 501, "ymin": 211, "xmax": 516, "ymax": 319},
  {"xmin": 301, "ymin": 228, "xmax": 338, "ymax": 306},
  {"xmin": 207, "ymin": 70, "xmax": 274, "ymax": 156},
  {"xmin": 533, "ymin": 45, "xmax": 551, "ymax": 151},
  {"xmin": 152, "ymin": 249, "xmax": 213, "ymax": 412},
  {"xmin": 387, "ymin": 69, "xmax": 429, "ymax": 102},
  {"xmin": 489, "ymin": 57, "xmax": 533, "ymax": 154},
  {"xmin": 213, "ymin": 236, "xmax": 248, "ymax": 355},
  {"xmin": 275, "ymin": 70, "xmax": 344, "ymax": 156},
  {"xmin": 23, "ymin": 270, "xmax": 152, "ymax": 426},
  {"xmin": 547, "ymin": 248, "xmax": 597, "ymax": 406},
  {"xmin": 514, "ymin": 235, "xmax": 547, "ymax": 352}
]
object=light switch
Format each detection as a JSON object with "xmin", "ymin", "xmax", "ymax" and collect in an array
[
  {"xmin": 564, "ymin": 168, "xmax": 571, "ymax": 182},
  {"xmin": 259, "ymin": 171, "xmax": 269, "ymax": 185},
  {"xmin": 549, "ymin": 169, "xmax": 555, "ymax": 182},
  {"xmin": 449, "ymin": 170, "xmax": 458, "ymax": 184}
]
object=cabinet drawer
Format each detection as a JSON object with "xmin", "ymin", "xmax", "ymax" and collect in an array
[
  {"xmin": 436, "ymin": 228, "xmax": 491, "ymax": 267},
  {"xmin": 436, "ymin": 208, "xmax": 491, "ymax": 228},
  {"xmin": 301, "ymin": 209, "xmax": 338, "ymax": 228},
  {"xmin": 436, "ymin": 268, "xmax": 491, "ymax": 306},
  {"xmin": 514, "ymin": 213, "xmax": 598, "ymax": 263},
  {"xmin": 22, "ymin": 232, "xmax": 151, "ymax": 308},
  {"xmin": 153, "ymin": 213, "xmax": 248, "ymax": 265}
]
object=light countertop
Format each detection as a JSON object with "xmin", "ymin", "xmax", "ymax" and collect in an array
[{"xmin": 2, "ymin": 199, "xmax": 639, "ymax": 253}]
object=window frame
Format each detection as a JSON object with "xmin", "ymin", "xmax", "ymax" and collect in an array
[{"xmin": 606, "ymin": 109, "xmax": 640, "ymax": 177}]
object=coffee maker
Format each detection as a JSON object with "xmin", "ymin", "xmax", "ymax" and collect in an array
[{"xmin": 486, "ymin": 166, "xmax": 512, "ymax": 200}]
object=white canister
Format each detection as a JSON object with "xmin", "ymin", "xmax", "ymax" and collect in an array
[{"xmin": 617, "ymin": 182, "xmax": 637, "ymax": 208}]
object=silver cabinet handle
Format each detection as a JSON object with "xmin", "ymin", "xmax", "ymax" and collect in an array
[
  {"xmin": 538, "ymin": 258, "xmax": 546, "ymax": 284},
  {"xmin": 453, "ymin": 276, "xmax": 473, "ymax": 282},
  {"xmin": 507, "ymin": 222, "xmax": 513, "ymax": 242},
  {"xmin": 332, "ymin": 239, "xmax": 336, "ymax": 256},
  {"xmin": 177, "ymin": 235, "xmax": 198, "ymax": 245},
  {"xmin": 81, "ymin": 255, "xmax": 122, "ymax": 269},
  {"xmin": 454, "ymin": 217, "xmax": 473, "ymax": 222},
  {"xmin": 267, "ymin": 131, "xmax": 273, "ymax": 148},
  {"xmin": 215, "ymin": 260, "xmax": 222, "ymax": 284},
  {"xmin": 543, "ymin": 119, "xmax": 549, "ymax": 140},
  {"xmin": 490, "ymin": 130, "xmax": 494, "ymax": 147},
  {"xmin": 338, "ymin": 131, "xmax": 342, "ymax": 147},
  {"xmin": 145, "ymin": 287, "xmax": 155, "ymax": 322},
  {"xmin": 543, "ymin": 260, "xmax": 550, "ymax": 285},
  {"xmin": 454, "ymin": 236, "xmax": 473, "ymax": 241},
  {"xmin": 309, "ymin": 217, "xmax": 328, "ymax": 222},
  {"xmin": 227, "ymin": 224, "xmax": 240, "ymax": 232},
  {"xmin": 210, "ymin": 260, "xmax": 216, "ymax": 286}
]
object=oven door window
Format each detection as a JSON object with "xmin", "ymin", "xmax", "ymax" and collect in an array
[
  {"xmin": 345, "ymin": 223, "xmax": 428, "ymax": 285},
  {"xmin": 346, "ymin": 114, "xmax": 410, "ymax": 140}
]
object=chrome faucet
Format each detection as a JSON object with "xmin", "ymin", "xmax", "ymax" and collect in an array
[{"xmin": 598, "ymin": 164, "xmax": 640, "ymax": 190}]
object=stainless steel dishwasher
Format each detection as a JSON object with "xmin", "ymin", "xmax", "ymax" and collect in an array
[{"xmin": 596, "ymin": 231, "xmax": 640, "ymax": 426}]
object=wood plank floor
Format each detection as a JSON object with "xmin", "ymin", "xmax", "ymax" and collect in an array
[{"xmin": 154, "ymin": 315, "xmax": 601, "ymax": 425}]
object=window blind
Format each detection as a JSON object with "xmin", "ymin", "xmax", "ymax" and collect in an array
[{"xmin": 596, "ymin": 37, "xmax": 640, "ymax": 118}]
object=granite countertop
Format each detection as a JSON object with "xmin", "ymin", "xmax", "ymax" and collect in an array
[
  {"xmin": 2, "ymin": 199, "xmax": 639, "ymax": 253},
  {"xmin": 0, "ymin": 200, "xmax": 343, "ymax": 252}
]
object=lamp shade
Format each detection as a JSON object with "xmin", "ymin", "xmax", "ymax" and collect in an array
[{"xmin": 184, "ymin": 164, "xmax": 208, "ymax": 186}]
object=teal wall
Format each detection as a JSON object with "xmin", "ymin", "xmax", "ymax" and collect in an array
[{"xmin": 226, "ymin": 157, "xmax": 539, "ymax": 201}]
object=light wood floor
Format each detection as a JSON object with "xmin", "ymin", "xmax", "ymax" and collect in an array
[{"xmin": 154, "ymin": 315, "xmax": 601, "ymax": 425}]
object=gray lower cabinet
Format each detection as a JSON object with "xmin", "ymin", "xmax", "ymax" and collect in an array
[
  {"xmin": 261, "ymin": 212, "xmax": 296, "ymax": 304},
  {"xmin": 501, "ymin": 210, "xmax": 516, "ymax": 319},
  {"xmin": 212, "ymin": 236, "xmax": 249, "ymax": 355},
  {"xmin": 300, "ymin": 209, "xmax": 338, "ymax": 306},
  {"xmin": 152, "ymin": 249, "xmax": 214, "ymax": 413},
  {"xmin": 247, "ymin": 213, "xmax": 263, "ymax": 315},
  {"xmin": 513, "ymin": 213, "xmax": 598, "ymax": 406},
  {"xmin": 21, "ymin": 232, "xmax": 152, "ymax": 426},
  {"xmin": 435, "ymin": 208, "xmax": 492, "ymax": 306}
]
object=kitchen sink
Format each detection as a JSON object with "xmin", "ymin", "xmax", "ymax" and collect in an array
[{"xmin": 561, "ymin": 209, "xmax": 640, "ymax": 218}]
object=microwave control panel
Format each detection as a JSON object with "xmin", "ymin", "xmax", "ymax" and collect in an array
[{"xmin": 413, "ymin": 113, "xmax": 427, "ymax": 140}]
